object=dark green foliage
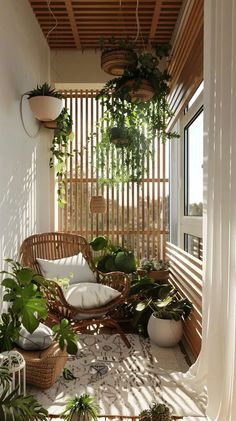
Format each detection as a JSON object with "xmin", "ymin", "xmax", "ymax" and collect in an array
[
  {"xmin": 140, "ymin": 402, "xmax": 171, "ymax": 421},
  {"xmin": 52, "ymin": 319, "xmax": 78, "ymax": 355},
  {"xmin": 0, "ymin": 367, "xmax": 48, "ymax": 421},
  {"xmin": 63, "ymin": 367, "xmax": 77, "ymax": 381},
  {"xmin": 96, "ymin": 43, "xmax": 179, "ymax": 185},
  {"xmin": 27, "ymin": 82, "xmax": 62, "ymax": 99},
  {"xmin": 61, "ymin": 394, "xmax": 99, "ymax": 421},
  {"xmin": 90, "ymin": 236, "xmax": 137, "ymax": 274},
  {"xmin": 49, "ymin": 107, "xmax": 74, "ymax": 208},
  {"xmin": 0, "ymin": 259, "xmax": 78, "ymax": 355}
]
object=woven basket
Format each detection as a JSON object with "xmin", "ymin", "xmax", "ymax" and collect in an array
[
  {"xmin": 101, "ymin": 49, "xmax": 137, "ymax": 76},
  {"xmin": 15, "ymin": 342, "xmax": 68, "ymax": 389},
  {"xmin": 122, "ymin": 79, "xmax": 154, "ymax": 103}
]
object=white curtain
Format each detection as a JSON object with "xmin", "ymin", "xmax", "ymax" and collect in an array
[{"xmin": 173, "ymin": 0, "xmax": 236, "ymax": 419}]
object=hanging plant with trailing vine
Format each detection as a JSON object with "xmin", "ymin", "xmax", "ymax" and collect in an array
[
  {"xmin": 50, "ymin": 107, "xmax": 74, "ymax": 207},
  {"xmin": 95, "ymin": 43, "xmax": 179, "ymax": 185}
]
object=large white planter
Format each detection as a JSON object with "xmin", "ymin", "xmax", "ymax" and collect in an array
[
  {"xmin": 147, "ymin": 313, "xmax": 183, "ymax": 347},
  {"xmin": 28, "ymin": 96, "xmax": 63, "ymax": 121}
]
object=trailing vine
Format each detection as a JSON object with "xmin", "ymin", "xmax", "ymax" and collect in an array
[
  {"xmin": 96, "ymin": 44, "xmax": 179, "ymax": 185},
  {"xmin": 49, "ymin": 107, "xmax": 74, "ymax": 207}
]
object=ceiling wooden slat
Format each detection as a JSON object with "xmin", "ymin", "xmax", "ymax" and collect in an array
[
  {"xmin": 64, "ymin": 0, "xmax": 81, "ymax": 48},
  {"xmin": 29, "ymin": 0, "xmax": 184, "ymax": 49}
]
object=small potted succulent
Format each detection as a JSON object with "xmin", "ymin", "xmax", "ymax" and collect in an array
[
  {"xmin": 27, "ymin": 82, "xmax": 63, "ymax": 121},
  {"xmin": 138, "ymin": 257, "xmax": 170, "ymax": 282},
  {"xmin": 61, "ymin": 393, "xmax": 99, "ymax": 421},
  {"xmin": 100, "ymin": 37, "xmax": 138, "ymax": 76},
  {"xmin": 139, "ymin": 402, "xmax": 171, "ymax": 421}
]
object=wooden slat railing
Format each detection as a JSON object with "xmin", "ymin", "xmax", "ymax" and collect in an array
[
  {"xmin": 48, "ymin": 415, "xmax": 183, "ymax": 420},
  {"xmin": 166, "ymin": 242, "xmax": 202, "ymax": 360}
]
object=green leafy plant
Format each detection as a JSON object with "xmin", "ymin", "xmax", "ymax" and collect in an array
[
  {"xmin": 134, "ymin": 287, "xmax": 193, "ymax": 333},
  {"xmin": 90, "ymin": 236, "xmax": 136, "ymax": 273},
  {"xmin": 0, "ymin": 259, "xmax": 78, "ymax": 354},
  {"xmin": 140, "ymin": 402, "xmax": 171, "ymax": 421},
  {"xmin": 99, "ymin": 36, "xmax": 137, "ymax": 53},
  {"xmin": 27, "ymin": 82, "xmax": 62, "ymax": 99},
  {"xmin": 0, "ymin": 366, "xmax": 48, "ymax": 420},
  {"xmin": 140, "ymin": 257, "xmax": 170, "ymax": 272},
  {"xmin": 49, "ymin": 107, "xmax": 74, "ymax": 207},
  {"xmin": 95, "ymin": 43, "xmax": 179, "ymax": 185},
  {"xmin": 61, "ymin": 393, "xmax": 99, "ymax": 421}
]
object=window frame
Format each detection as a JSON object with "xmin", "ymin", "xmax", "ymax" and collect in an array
[{"xmin": 178, "ymin": 91, "xmax": 203, "ymax": 251}]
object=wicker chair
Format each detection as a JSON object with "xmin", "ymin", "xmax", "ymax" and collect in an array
[{"xmin": 19, "ymin": 232, "xmax": 131, "ymax": 348}]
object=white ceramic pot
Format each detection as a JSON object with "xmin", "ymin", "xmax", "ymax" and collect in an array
[
  {"xmin": 29, "ymin": 96, "xmax": 63, "ymax": 121},
  {"xmin": 147, "ymin": 313, "xmax": 183, "ymax": 347}
]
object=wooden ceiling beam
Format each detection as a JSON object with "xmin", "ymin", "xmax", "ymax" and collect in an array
[
  {"xmin": 149, "ymin": 0, "xmax": 162, "ymax": 40},
  {"xmin": 64, "ymin": 0, "xmax": 81, "ymax": 48}
]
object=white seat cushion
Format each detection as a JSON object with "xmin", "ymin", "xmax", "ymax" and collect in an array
[
  {"xmin": 37, "ymin": 253, "xmax": 96, "ymax": 284},
  {"xmin": 15, "ymin": 323, "xmax": 53, "ymax": 351},
  {"xmin": 65, "ymin": 282, "xmax": 121, "ymax": 309}
]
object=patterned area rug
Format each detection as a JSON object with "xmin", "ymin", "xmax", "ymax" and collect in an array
[{"xmin": 28, "ymin": 334, "xmax": 206, "ymax": 418}]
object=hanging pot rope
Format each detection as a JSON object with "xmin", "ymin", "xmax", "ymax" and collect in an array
[{"xmin": 46, "ymin": 0, "xmax": 58, "ymax": 40}]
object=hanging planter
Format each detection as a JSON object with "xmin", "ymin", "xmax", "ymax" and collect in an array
[
  {"xmin": 27, "ymin": 82, "xmax": 63, "ymax": 122},
  {"xmin": 122, "ymin": 79, "xmax": 154, "ymax": 103},
  {"xmin": 90, "ymin": 196, "xmax": 106, "ymax": 213},
  {"xmin": 101, "ymin": 49, "xmax": 138, "ymax": 76},
  {"xmin": 110, "ymin": 127, "xmax": 131, "ymax": 146},
  {"xmin": 100, "ymin": 37, "xmax": 138, "ymax": 76}
]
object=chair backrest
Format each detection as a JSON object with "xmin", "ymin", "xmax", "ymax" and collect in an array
[{"xmin": 19, "ymin": 232, "xmax": 94, "ymax": 274}]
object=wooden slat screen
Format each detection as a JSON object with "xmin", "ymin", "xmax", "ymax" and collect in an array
[
  {"xmin": 167, "ymin": 0, "xmax": 204, "ymax": 130},
  {"xmin": 57, "ymin": 90, "xmax": 169, "ymax": 259},
  {"xmin": 166, "ymin": 242, "xmax": 202, "ymax": 360}
]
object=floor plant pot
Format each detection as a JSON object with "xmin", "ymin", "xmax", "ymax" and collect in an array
[
  {"xmin": 147, "ymin": 314, "xmax": 183, "ymax": 347},
  {"xmin": 122, "ymin": 79, "xmax": 154, "ymax": 103},
  {"xmin": 29, "ymin": 96, "xmax": 63, "ymax": 121},
  {"xmin": 137, "ymin": 269, "xmax": 169, "ymax": 283},
  {"xmin": 101, "ymin": 49, "xmax": 138, "ymax": 76}
]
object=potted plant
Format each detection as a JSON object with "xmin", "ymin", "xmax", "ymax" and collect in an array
[
  {"xmin": 49, "ymin": 107, "xmax": 74, "ymax": 207},
  {"xmin": 145, "ymin": 289, "xmax": 193, "ymax": 347},
  {"xmin": 61, "ymin": 393, "xmax": 99, "ymax": 421},
  {"xmin": 0, "ymin": 365, "xmax": 48, "ymax": 420},
  {"xmin": 100, "ymin": 37, "xmax": 138, "ymax": 76},
  {"xmin": 90, "ymin": 235, "xmax": 136, "ymax": 274},
  {"xmin": 96, "ymin": 44, "xmax": 179, "ymax": 185},
  {"xmin": 140, "ymin": 402, "xmax": 171, "ymax": 421},
  {"xmin": 27, "ymin": 82, "xmax": 63, "ymax": 122},
  {"xmin": 0, "ymin": 259, "xmax": 78, "ymax": 355},
  {"xmin": 138, "ymin": 257, "xmax": 170, "ymax": 282}
]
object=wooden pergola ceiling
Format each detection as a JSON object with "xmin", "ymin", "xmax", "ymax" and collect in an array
[{"xmin": 29, "ymin": 0, "xmax": 183, "ymax": 49}]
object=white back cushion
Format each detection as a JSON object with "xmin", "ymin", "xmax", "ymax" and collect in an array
[
  {"xmin": 65, "ymin": 282, "xmax": 121, "ymax": 309},
  {"xmin": 37, "ymin": 253, "xmax": 96, "ymax": 284}
]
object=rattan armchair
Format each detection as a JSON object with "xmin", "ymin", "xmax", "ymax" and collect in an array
[{"xmin": 19, "ymin": 232, "xmax": 131, "ymax": 348}]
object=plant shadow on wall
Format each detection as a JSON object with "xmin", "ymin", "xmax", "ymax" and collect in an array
[{"xmin": 95, "ymin": 42, "xmax": 179, "ymax": 185}]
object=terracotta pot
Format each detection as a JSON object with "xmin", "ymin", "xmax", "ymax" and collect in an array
[
  {"xmin": 101, "ymin": 49, "xmax": 137, "ymax": 76},
  {"xmin": 122, "ymin": 79, "xmax": 154, "ymax": 103},
  {"xmin": 147, "ymin": 314, "xmax": 183, "ymax": 347},
  {"xmin": 29, "ymin": 96, "xmax": 63, "ymax": 121},
  {"xmin": 110, "ymin": 127, "xmax": 130, "ymax": 147},
  {"xmin": 137, "ymin": 269, "xmax": 169, "ymax": 283}
]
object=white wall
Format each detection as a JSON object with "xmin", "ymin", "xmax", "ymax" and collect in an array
[
  {"xmin": 0, "ymin": 0, "xmax": 51, "ymax": 267},
  {"xmin": 51, "ymin": 50, "xmax": 110, "ymax": 85}
]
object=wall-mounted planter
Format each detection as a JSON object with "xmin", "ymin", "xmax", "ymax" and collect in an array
[
  {"xmin": 101, "ymin": 49, "xmax": 137, "ymax": 76},
  {"xmin": 29, "ymin": 96, "xmax": 63, "ymax": 122}
]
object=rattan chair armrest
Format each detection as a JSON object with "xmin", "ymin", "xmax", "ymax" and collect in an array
[{"xmin": 97, "ymin": 270, "xmax": 131, "ymax": 297}]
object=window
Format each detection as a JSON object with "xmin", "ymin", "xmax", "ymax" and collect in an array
[
  {"xmin": 184, "ymin": 109, "xmax": 203, "ymax": 216},
  {"xmin": 184, "ymin": 233, "xmax": 203, "ymax": 260},
  {"xmin": 177, "ymin": 83, "xmax": 204, "ymax": 260}
]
